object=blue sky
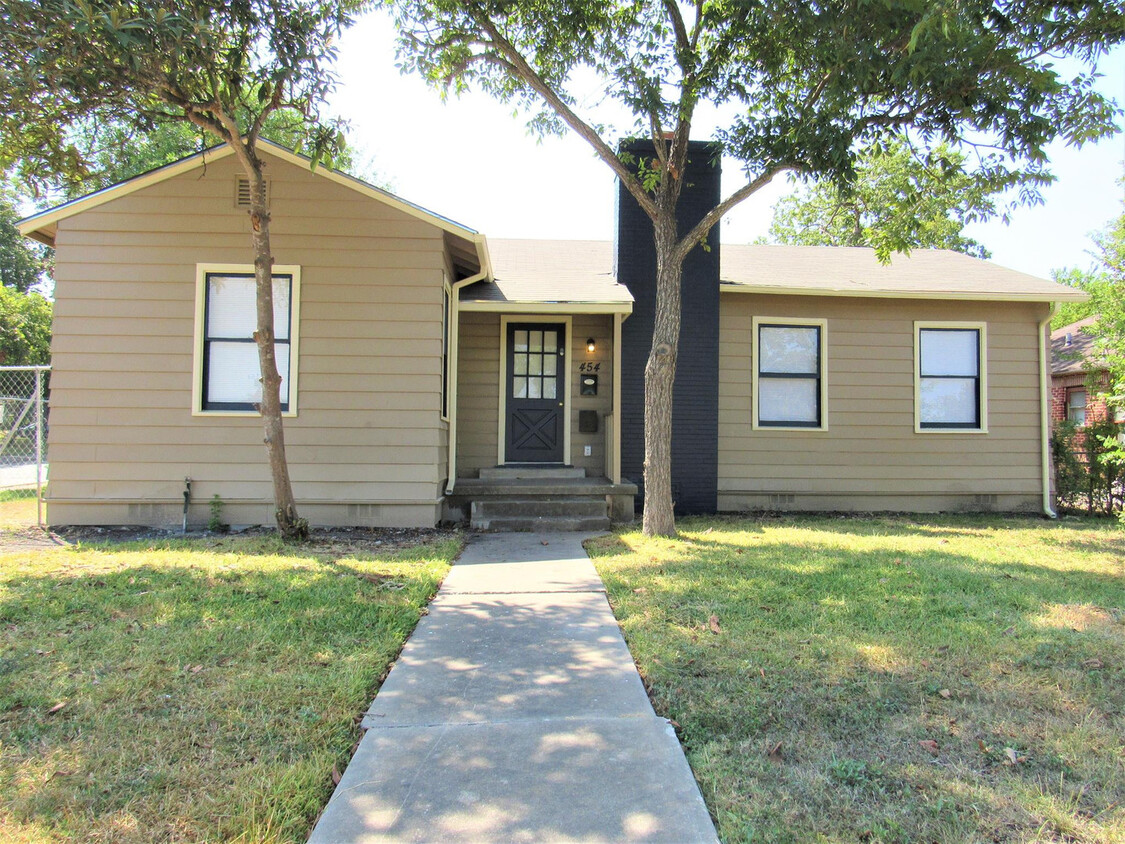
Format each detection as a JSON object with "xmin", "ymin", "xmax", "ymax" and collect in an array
[{"xmin": 333, "ymin": 14, "xmax": 1124, "ymax": 280}]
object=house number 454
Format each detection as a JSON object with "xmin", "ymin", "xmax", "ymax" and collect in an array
[{"xmin": 579, "ymin": 362, "xmax": 602, "ymax": 372}]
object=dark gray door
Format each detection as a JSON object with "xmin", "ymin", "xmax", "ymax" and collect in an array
[{"xmin": 505, "ymin": 322, "xmax": 565, "ymax": 463}]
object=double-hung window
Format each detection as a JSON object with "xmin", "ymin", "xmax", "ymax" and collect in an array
[
  {"xmin": 193, "ymin": 264, "xmax": 300, "ymax": 415},
  {"xmin": 915, "ymin": 322, "xmax": 986, "ymax": 431},
  {"xmin": 1066, "ymin": 387, "xmax": 1087, "ymax": 426},
  {"xmin": 752, "ymin": 318, "xmax": 827, "ymax": 430}
]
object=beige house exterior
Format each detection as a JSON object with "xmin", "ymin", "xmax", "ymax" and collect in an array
[{"xmin": 20, "ymin": 141, "xmax": 1084, "ymax": 528}]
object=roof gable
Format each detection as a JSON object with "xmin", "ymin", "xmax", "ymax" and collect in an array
[{"xmin": 18, "ymin": 140, "xmax": 484, "ymax": 265}]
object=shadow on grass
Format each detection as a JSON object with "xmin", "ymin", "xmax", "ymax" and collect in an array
[
  {"xmin": 589, "ymin": 517, "xmax": 1125, "ymax": 843},
  {"xmin": 0, "ymin": 544, "xmax": 453, "ymax": 844}
]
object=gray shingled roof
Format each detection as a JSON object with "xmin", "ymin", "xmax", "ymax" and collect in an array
[
  {"xmin": 460, "ymin": 239, "xmax": 1085, "ymax": 305},
  {"xmin": 721, "ymin": 244, "xmax": 1084, "ymax": 301},
  {"xmin": 462, "ymin": 239, "xmax": 630, "ymax": 305},
  {"xmin": 1051, "ymin": 317, "xmax": 1102, "ymax": 376}
]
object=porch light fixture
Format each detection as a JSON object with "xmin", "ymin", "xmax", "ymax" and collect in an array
[{"xmin": 586, "ymin": 337, "xmax": 597, "ymax": 353}]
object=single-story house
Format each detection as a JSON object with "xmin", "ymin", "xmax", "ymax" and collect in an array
[
  {"xmin": 19, "ymin": 139, "xmax": 1085, "ymax": 529},
  {"xmin": 1050, "ymin": 316, "xmax": 1115, "ymax": 428}
]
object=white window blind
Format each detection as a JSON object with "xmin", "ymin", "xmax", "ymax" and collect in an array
[
  {"xmin": 204, "ymin": 274, "xmax": 292, "ymax": 410},
  {"xmin": 757, "ymin": 324, "xmax": 822, "ymax": 427},
  {"xmin": 918, "ymin": 328, "xmax": 980, "ymax": 428}
]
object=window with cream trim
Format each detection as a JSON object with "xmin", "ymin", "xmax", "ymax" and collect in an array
[
  {"xmin": 752, "ymin": 317, "xmax": 827, "ymax": 430},
  {"xmin": 193, "ymin": 264, "xmax": 300, "ymax": 415},
  {"xmin": 915, "ymin": 322, "xmax": 986, "ymax": 431}
]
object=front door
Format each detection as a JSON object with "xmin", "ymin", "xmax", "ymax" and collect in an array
[{"xmin": 505, "ymin": 322, "xmax": 566, "ymax": 463}]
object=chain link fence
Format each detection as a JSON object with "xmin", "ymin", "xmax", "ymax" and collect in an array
[{"xmin": 0, "ymin": 365, "xmax": 49, "ymax": 526}]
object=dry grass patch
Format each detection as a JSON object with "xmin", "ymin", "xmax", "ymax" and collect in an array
[
  {"xmin": 587, "ymin": 515, "xmax": 1125, "ymax": 844},
  {"xmin": 0, "ymin": 489, "xmax": 40, "ymax": 530},
  {"xmin": 0, "ymin": 532, "xmax": 461, "ymax": 843}
]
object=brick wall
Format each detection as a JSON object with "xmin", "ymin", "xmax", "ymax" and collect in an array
[{"xmin": 1050, "ymin": 370, "xmax": 1110, "ymax": 428}]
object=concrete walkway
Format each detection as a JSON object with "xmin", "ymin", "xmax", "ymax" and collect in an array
[{"xmin": 309, "ymin": 533, "xmax": 718, "ymax": 844}]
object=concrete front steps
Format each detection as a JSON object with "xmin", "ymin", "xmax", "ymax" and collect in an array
[{"xmin": 450, "ymin": 467, "xmax": 637, "ymax": 531}]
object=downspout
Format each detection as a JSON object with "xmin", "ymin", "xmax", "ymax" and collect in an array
[
  {"xmin": 445, "ymin": 235, "xmax": 492, "ymax": 495},
  {"xmin": 1039, "ymin": 303, "xmax": 1058, "ymax": 518}
]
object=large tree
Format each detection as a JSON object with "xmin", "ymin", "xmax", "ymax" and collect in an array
[
  {"xmin": 2, "ymin": 0, "xmax": 363, "ymax": 538},
  {"xmin": 391, "ymin": 0, "xmax": 1123, "ymax": 535},
  {"xmin": 0, "ymin": 182, "xmax": 50, "ymax": 294},
  {"xmin": 768, "ymin": 136, "xmax": 1030, "ymax": 259},
  {"xmin": 1083, "ymin": 206, "xmax": 1125, "ymax": 409}
]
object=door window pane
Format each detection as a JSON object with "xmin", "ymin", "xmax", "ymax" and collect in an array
[
  {"xmin": 543, "ymin": 355, "xmax": 557, "ymax": 376},
  {"xmin": 544, "ymin": 331, "xmax": 557, "ymax": 352},
  {"xmin": 528, "ymin": 378, "xmax": 541, "ymax": 399},
  {"xmin": 514, "ymin": 330, "xmax": 528, "ymax": 352},
  {"xmin": 529, "ymin": 330, "xmax": 542, "ymax": 352},
  {"xmin": 513, "ymin": 377, "xmax": 527, "ymax": 399},
  {"xmin": 544, "ymin": 379, "xmax": 557, "ymax": 399},
  {"xmin": 514, "ymin": 354, "xmax": 527, "ymax": 375},
  {"xmin": 529, "ymin": 355, "xmax": 542, "ymax": 375}
]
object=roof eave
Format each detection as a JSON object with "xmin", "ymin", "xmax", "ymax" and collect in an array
[
  {"xmin": 459, "ymin": 300, "xmax": 633, "ymax": 314},
  {"xmin": 719, "ymin": 282, "xmax": 1088, "ymax": 303}
]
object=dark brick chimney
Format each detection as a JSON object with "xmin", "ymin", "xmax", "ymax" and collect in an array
[{"xmin": 615, "ymin": 139, "xmax": 721, "ymax": 514}]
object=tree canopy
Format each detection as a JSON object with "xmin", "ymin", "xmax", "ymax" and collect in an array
[
  {"xmin": 0, "ymin": 286, "xmax": 52, "ymax": 367},
  {"xmin": 53, "ymin": 111, "xmax": 375, "ymax": 202},
  {"xmin": 0, "ymin": 182, "xmax": 50, "ymax": 294},
  {"xmin": 392, "ymin": 0, "xmax": 1125, "ymax": 534},
  {"xmin": 768, "ymin": 137, "xmax": 1020, "ymax": 259}
]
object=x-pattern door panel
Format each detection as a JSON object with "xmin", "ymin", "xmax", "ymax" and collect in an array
[{"xmin": 506, "ymin": 323, "xmax": 565, "ymax": 463}]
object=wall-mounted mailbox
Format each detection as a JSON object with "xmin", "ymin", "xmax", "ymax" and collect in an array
[
  {"xmin": 579, "ymin": 410, "xmax": 599, "ymax": 433},
  {"xmin": 580, "ymin": 374, "xmax": 598, "ymax": 396}
]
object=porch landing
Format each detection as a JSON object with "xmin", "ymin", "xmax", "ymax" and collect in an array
[{"xmin": 449, "ymin": 469, "xmax": 637, "ymax": 531}]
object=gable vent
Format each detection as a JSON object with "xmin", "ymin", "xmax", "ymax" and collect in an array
[{"xmin": 234, "ymin": 177, "xmax": 270, "ymax": 209}]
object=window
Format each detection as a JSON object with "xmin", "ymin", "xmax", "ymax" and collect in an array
[
  {"xmin": 193, "ymin": 264, "xmax": 300, "ymax": 415},
  {"xmin": 1066, "ymin": 388, "xmax": 1087, "ymax": 426},
  {"xmin": 752, "ymin": 318, "xmax": 827, "ymax": 430},
  {"xmin": 915, "ymin": 323, "xmax": 986, "ymax": 432}
]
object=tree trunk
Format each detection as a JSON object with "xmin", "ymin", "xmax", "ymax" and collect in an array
[
  {"xmin": 246, "ymin": 160, "xmax": 306, "ymax": 540},
  {"xmin": 641, "ymin": 210, "xmax": 683, "ymax": 537}
]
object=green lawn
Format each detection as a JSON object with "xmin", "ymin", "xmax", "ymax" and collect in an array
[
  {"xmin": 0, "ymin": 532, "xmax": 460, "ymax": 843},
  {"xmin": 587, "ymin": 516, "xmax": 1125, "ymax": 844},
  {"xmin": 0, "ymin": 489, "xmax": 40, "ymax": 530}
]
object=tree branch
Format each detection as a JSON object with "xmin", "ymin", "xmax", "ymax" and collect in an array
[
  {"xmin": 675, "ymin": 165, "xmax": 792, "ymax": 260},
  {"xmin": 662, "ymin": 0, "xmax": 690, "ymax": 57},
  {"xmin": 470, "ymin": 12, "xmax": 659, "ymax": 220}
]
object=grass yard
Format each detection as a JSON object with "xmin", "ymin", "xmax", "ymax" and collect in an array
[
  {"xmin": 0, "ymin": 489, "xmax": 41, "ymax": 530},
  {"xmin": 0, "ymin": 532, "xmax": 460, "ymax": 843},
  {"xmin": 586, "ymin": 516, "xmax": 1125, "ymax": 844}
]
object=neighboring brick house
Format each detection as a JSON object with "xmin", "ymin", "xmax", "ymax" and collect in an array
[{"xmin": 1050, "ymin": 317, "xmax": 1113, "ymax": 428}]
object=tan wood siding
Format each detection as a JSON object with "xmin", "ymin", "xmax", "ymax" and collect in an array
[
  {"xmin": 569, "ymin": 314, "xmax": 613, "ymax": 476},
  {"xmin": 454, "ymin": 312, "xmax": 614, "ymax": 477},
  {"xmin": 455, "ymin": 312, "xmax": 501, "ymax": 475},
  {"xmin": 47, "ymin": 152, "xmax": 450, "ymax": 526},
  {"xmin": 717, "ymin": 293, "xmax": 1049, "ymax": 511}
]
